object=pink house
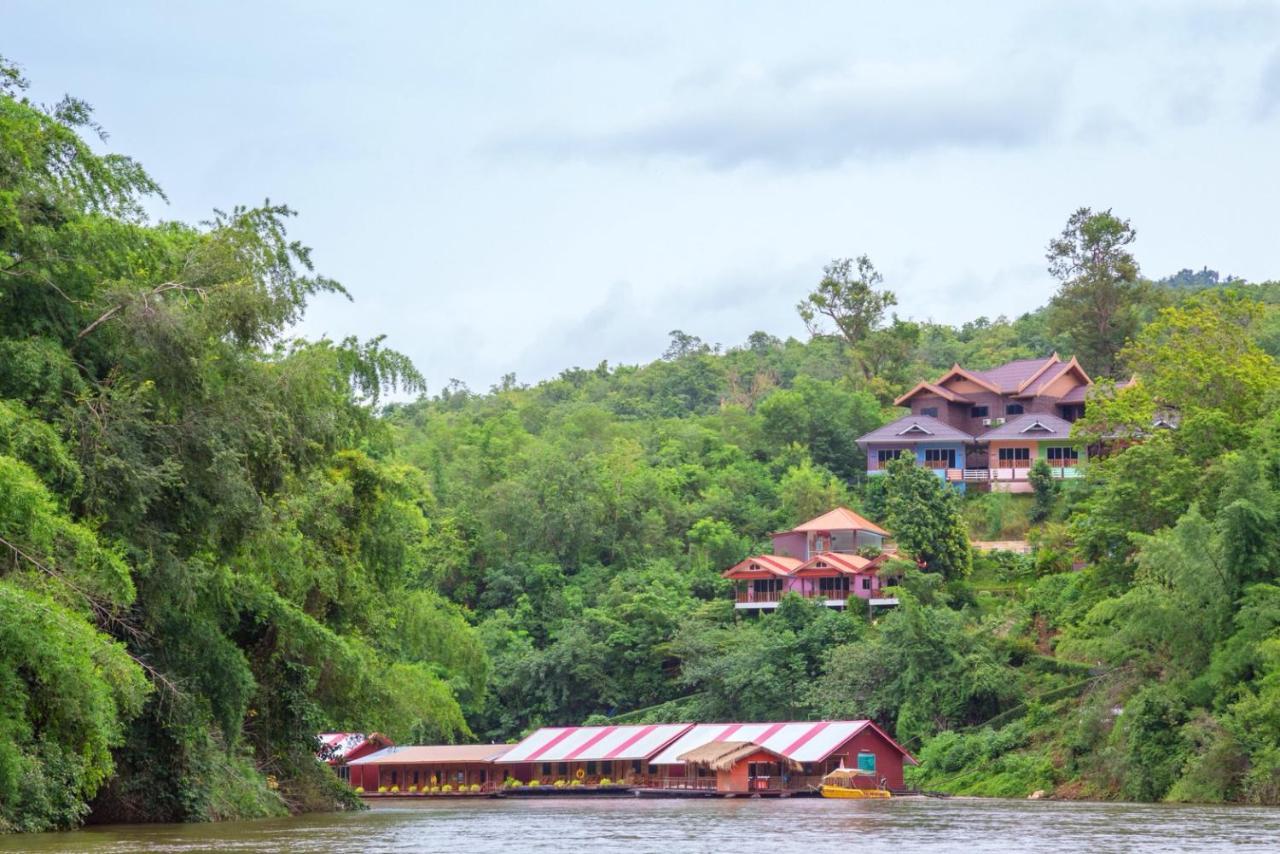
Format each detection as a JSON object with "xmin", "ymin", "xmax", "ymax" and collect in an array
[{"xmin": 723, "ymin": 508, "xmax": 900, "ymax": 612}]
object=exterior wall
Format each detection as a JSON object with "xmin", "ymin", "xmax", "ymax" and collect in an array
[
  {"xmin": 913, "ymin": 442, "xmax": 966, "ymax": 477},
  {"xmin": 770, "ymin": 531, "xmax": 807, "ymax": 559},
  {"xmin": 716, "ymin": 749, "xmax": 780, "ymax": 792},
  {"xmin": 374, "ymin": 761, "xmax": 496, "ymax": 790},
  {"xmin": 987, "ymin": 440, "xmax": 1038, "ymax": 480},
  {"xmin": 821, "ymin": 728, "xmax": 908, "ymax": 790},
  {"xmin": 1044, "ymin": 371, "xmax": 1083, "ymax": 398}
]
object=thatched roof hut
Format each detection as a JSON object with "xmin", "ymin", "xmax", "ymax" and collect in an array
[{"xmin": 676, "ymin": 740, "xmax": 802, "ymax": 772}]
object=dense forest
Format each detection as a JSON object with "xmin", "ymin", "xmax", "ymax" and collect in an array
[{"xmin": 3, "ymin": 59, "xmax": 1280, "ymax": 833}]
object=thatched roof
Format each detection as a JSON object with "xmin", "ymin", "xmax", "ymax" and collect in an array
[{"xmin": 676, "ymin": 740, "xmax": 801, "ymax": 772}]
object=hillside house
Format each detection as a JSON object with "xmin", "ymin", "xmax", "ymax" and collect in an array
[
  {"xmin": 723, "ymin": 508, "xmax": 900, "ymax": 611},
  {"xmin": 856, "ymin": 353, "xmax": 1096, "ymax": 492}
]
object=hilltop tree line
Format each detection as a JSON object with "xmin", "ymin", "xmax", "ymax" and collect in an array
[{"xmin": 3, "ymin": 58, "xmax": 1280, "ymax": 832}]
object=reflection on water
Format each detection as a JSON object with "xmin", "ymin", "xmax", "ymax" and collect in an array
[{"xmin": 4, "ymin": 797, "xmax": 1279, "ymax": 854}]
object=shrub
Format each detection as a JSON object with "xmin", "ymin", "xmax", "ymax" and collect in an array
[
  {"xmin": 429, "ymin": 786, "xmax": 439, "ymax": 793},
  {"xmin": 528, "ymin": 779, "xmax": 540, "ymax": 787},
  {"xmin": 378, "ymin": 786, "xmax": 388, "ymax": 793},
  {"xmin": 354, "ymin": 787, "xmax": 364, "ymax": 794},
  {"xmin": 554, "ymin": 779, "xmax": 567, "ymax": 788},
  {"xmin": 599, "ymin": 777, "xmax": 612, "ymax": 785},
  {"xmin": 389, "ymin": 785, "xmax": 399, "ymax": 793},
  {"xmin": 469, "ymin": 784, "xmax": 480, "ymax": 792},
  {"xmin": 441, "ymin": 784, "xmax": 453, "ymax": 793},
  {"xmin": 570, "ymin": 779, "xmax": 582, "ymax": 787}
]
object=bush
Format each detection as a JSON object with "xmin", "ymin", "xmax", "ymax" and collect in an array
[
  {"xmin": 553, "ymin": 779, "xmax": 567, "ymax": 788},
  {"xmin": 407, "ymin": 785, "xmax": 417, "ymax": 794},
  {"xmin": 599, "ymin": 777, "xmax": 612, "ymax": 785},
  {"xmin": 570, "ymin": 779, "xmax": 582, "ymax": 787},
  {"xmin": 389, "ymin": 785, "xmax": 399, "ymax": 793},
  {"xmin": 377, "ymin": 786, "xmax": 388, "ymax": 793},
  {"xmin": 469, "ymin": 784, "xmax": 480, "ymax": 792},
  {"xmin": 527, "ymin": 779, "xmax": 540, "ymax": 787}
]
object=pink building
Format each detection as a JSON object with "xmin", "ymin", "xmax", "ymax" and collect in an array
[{"xmin": 723, "ymin": 508, "xmax": 900, "ymax": 612}]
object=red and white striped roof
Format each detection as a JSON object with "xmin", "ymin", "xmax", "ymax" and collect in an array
[
  {"xmin": 317, "ymin": 732, "xmax": 367, "ymax": 760},
  {"xmin": 502, "ymin": 723, "xmax": 693, "ymax": 764},
  {"xmin": 650, "ymin": 721, "xmax": 881, "ymax": 765}
]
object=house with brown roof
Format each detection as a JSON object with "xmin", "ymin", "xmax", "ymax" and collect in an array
[
  {"xmin": 722, "ymin": 507, "xmax": 900, "ymax": 612},
  {"xmin": 856, "ymin": 353, "xmax": 1093, "ymax": 492}
]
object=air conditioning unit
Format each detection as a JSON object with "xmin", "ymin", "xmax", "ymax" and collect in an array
[
  {"xmin": 994, "ymin": 417, "xmax": 1006, "ymax": 426},
  {"xmin": 981, "ymin": 418, "xmax": 992, "ymax": 426}
]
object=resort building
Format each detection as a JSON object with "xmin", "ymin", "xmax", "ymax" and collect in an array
[
  {"xmin": 856, "ymin": 353, "xmax": 1095, "ymax": 492},
  {"xmin": 498, "ymin": 722, "xmax": 694, "ymax": 786},
  {"xmin": 648, "ymin": 720, "xmax": 917, "ymax": 793},
  {"xmin": 317, "ymin": 732, "xmax": 393, "ymax": 784},
  {"xmin": 723, "ymin": 507, "xmax": 901, "ymax": 612},
  {"xmin": 345, "ymin": 743, "xmax": 513, "ymax": 792}
]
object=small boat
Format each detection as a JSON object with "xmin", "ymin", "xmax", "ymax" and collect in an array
[{"xmin": 819, "ymin": 766, "xmax": 892, "ymax": 799}]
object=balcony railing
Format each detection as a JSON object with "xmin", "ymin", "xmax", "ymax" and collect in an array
[
  {"xmin": 948, "ymin": 465, "xmax": 1080, "ymax": 482},
  {"xmin": 736, "ymin": 588, "xmax": 860, "ymax": 604}
]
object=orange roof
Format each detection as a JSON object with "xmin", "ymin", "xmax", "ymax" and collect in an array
[
  {"xmin": 347, "ymin": 744, "xmax": 512, "ymax": 765},
  {"xmin": 792, "ymin": 552, "xmax": 882, "ymax": 576},
  {"xmin": 787, "ymin": 507, "xmax": 890, "ymax": 538},
  {"xmin": 722, "ymin": 555, "xmax": 803, "ymax": 578}
]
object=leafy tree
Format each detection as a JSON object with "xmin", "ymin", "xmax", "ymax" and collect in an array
[
  {"xmin": 881, "ymin": 456, "xmax": 972, "ymax": 579},
  {"xmin": 1028, "ymin": 459, "xmax": 1057, "ymax": 523},
  {"xmin": 1046, "ymin": 207, "xmax": 1144, "ymax": 377}
]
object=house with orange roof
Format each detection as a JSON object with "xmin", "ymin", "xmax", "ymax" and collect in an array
[
  {"xmin": 856, "ymin": 353, "xmax": 1097, "ymax": 492},
  {"xmin": 723, "ymin": 508, "xmax": 900, "ymax": 612}
]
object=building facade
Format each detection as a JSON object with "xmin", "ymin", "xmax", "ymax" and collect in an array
[
  {"xmin": 856, "ymin": 353, "xmax": 1095, "ymax": 493},
  {"xmin": 722, "ymin": 508, "xmax": 900, "ymax": 612}
]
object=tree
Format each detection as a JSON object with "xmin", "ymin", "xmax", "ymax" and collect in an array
[
  {"xmin": 880, "ymin": 456, "xmax": 971, "ymax": 579},
  {"xmin": 1046, "ymin": 208, "xmax": 1144, "ymax": 377},
  {"xmin": 1028, "ymin": 459, "xmax": 1057, "ymax": 523}
]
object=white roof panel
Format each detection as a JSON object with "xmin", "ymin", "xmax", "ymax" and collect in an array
[
  {"xmin": 502, "ymin": 723, "xmax": 693, "ymax": 764},
  {"xmin": 650, "ymin": 721, "xmax": 872, "ymax": 765}
]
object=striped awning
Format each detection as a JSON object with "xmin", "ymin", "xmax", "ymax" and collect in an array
[
  {"xmin": 501, "ymin": 723, "xmax": 694, "ymax": 764},
  {"xmin": 648, "ymin": 721, "xmax": 874, "ymax": 765}
]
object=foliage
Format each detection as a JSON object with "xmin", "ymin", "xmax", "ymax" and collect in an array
[{"xmin": 881, "ymin": 456, "xmax": 972, "ymax": 579}]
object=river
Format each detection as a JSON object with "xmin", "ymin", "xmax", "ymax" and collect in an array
[{"xmin": 4, "ymin": 798, "xmax": 1278, "ymax": 853}]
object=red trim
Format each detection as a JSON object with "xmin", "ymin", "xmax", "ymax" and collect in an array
[
  {"xmin": 524, "ymin": 728, "xmax": 578, "ymax": 762},
  {"xmin": 604, "ymin": 725, "xmax": 657, "ymax": 760},
  {"xmin": 780, "ymin": 721, "xmax": 830, "ymax": 755},
  {"xmin": 717, "ymin": 723, "xmax": 744, "ymax": 741},
  {"xmin": 753, "ymin": 722, "xmax": 787, "ymax": 746},
  {"xmin": 565, "ymin": 726, "xmax": 616, "ymax": 760}
]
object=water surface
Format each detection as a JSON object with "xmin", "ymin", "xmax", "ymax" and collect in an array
[{"xmin": 5, "ymin": 797, "xmax": 1278, "ymax": 853}]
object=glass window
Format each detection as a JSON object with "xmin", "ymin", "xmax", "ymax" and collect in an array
[
  {"xmin": 923, "ymin": 448, "xmax": 955, "ymax": 468},
  {"xmin": 1006, "ymin": 403, "xmax": 1025, "ymax": 415},
  {"xmin": 970, "ymin": 405, "xmax": 989, "ymax": 418},
  {"xmin": 586, "ymin": 761, "xmax": 598, "ymax": 775},
  {"xmin": 541, "ymin": 763, "xmax": 551, "ymax": 776},
  {"xmin": 1047, "ymin": 446, "xmax": 1079, "ymax": 463},
  {"xmin": 877, "ymin": 449, "xmax": 902, "ymax": 463},
  {"xmin": 856, "ymin": 752, "xmax": 876, "ymax": 773},
  {"xmin": 861, "ymin": 578, "xmax": 871, "ymax": 590},
  {"xmin": 998, "ymin": 447, "xmax": 1031, "ymax": 467},
  {"xmin": 920, "ymin": 407, "xmax": 938, "ymax": 417}
]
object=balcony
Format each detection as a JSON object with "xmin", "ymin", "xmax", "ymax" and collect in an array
[{"xmin": 945, "ymin": 465, "xmax": 1080, "ymax": 483}]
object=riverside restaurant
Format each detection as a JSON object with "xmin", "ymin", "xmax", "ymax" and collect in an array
[{"xmin": 341, "ymin": 720, "xmax": 915, "ymax": 797}]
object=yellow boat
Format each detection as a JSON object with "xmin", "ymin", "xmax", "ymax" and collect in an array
[{"xmin": 819, "ymin": 767, "xmax": 892, "ymax": 799}]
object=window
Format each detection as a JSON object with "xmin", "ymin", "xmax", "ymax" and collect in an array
[
  {"xmin": 1006, "ymin": 403, "xmax": 1024, "ymax": 415},
  {"xmin": 861, "ymin": 577, "xmax": 872, "ymax": 590},
  {"xmin": 557, "ymin": 762, "xmax": 568, "ymax": 776},
  {"xmin": 920, "ymin": 407, "xmax": 938, "ymax": 418},
  {"xmin": 876, "ymin": 449, "xmax": 902, "ymax": 465},
  {"xmin": 587, "ymin": 761, "xmax": 598, "ymax": 775},
  {"xmin": 997, "ymin": 447, "xmax": 1031, "ymax": 468},
  {"xmin": 970, "ymin": 405, "xmax": 989, "ymax": 418},
  {"xmin": 923, "ymin": 448, "xmax": 956, "ymax": 469},
  {"xmin": 856, "ymin": 752, "xmax": 876, "ymax": 773},
  {"xmin": 541, "ymin": 763, "xmax": 551, "ymax": 776},
  {"xmin": 818, "ymin": 577, "xmax": 849, "ymax": 597},
  {"xmin": 753, "ymin": 578, "xmax": 782, "ymax": 594},
  {"xmin": 1047, "ymin": 446, "xmax": 1079, "ymax": 465}
]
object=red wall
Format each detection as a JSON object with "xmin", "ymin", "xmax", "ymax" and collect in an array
[{"xmin": 822, "ymin": 727, "xmax": 908, "ymax": 789}]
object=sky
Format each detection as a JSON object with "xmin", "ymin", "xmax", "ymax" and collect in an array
[{"xmin": 8, "ymin": 1, "xmax": 1280, "ymax": 393}]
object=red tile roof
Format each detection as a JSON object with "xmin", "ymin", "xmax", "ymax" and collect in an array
[
  {"xmin": 788, "ymin": 507, "xmax": 889, "ymax": 538},
  {"xmin": 722, "ymin": 555, "xmax": 804, "ymax": 578}
]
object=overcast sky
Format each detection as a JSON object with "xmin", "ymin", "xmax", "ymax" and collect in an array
[{"xmin": 9, "ymin": 1, "xmax": 1280, "ymax": 392}]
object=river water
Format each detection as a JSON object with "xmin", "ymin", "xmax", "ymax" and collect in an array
[{"xmin": 4, "ymin": 797, "xmax": 1278, "ymax": 853}]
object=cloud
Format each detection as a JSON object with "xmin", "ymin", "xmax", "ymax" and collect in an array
[
  {"xmin": 493, "ymin": 61, "xmax": 1064, "ymax": 170},
  {"xmin": 1257, "ymin": 49, "xmax": 1280, "ymax": 118}
]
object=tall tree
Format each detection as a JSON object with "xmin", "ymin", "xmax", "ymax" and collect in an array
[
  {"xmin": 881, "ymin": 457, "xmax": 971, "ymax": 579},
  {"xmin": 1046, "ymin": 207, "xmax": 1144, "ymax": 377}
]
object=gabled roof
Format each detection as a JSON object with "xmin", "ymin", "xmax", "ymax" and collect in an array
[
  {"xmin": 978, "ymin": 412, "xmax": 1075, "ymax": 441},
  {"xmin": 677, "ymin": 740, "xmax": 801, "ymax": 772},
  {"xmin": 722, "ymin": 555, "xmax": 804, "ymax": 579},
  {"xmin": 969, "ymin": 356, "xmax": 1061, "ymax": 393},
  {"xmin": 501, "ymin": 723, "xmax": 694, "ymax": 764},
  {"xmin": 933, "ymin": 364, "xmax": 1004, "ymax": 394},
  {"xmin": 348, "ymin": 743, "xmax": 511, "ymax": 765},
  {"xmin": 1016, "ymin": 356, "xmax": 1091, "ymax": 398},
  {"xmin": 786, "ymin": 507, "xmax": 889, "ymax": 538},
  {"xmin": 893, "ymin": 380, "xmax": 973, "ymax": 407},
  {"xmin": 649, "ymin": 720, "xmax": 917, "ymax": 766},
  {"xmin": 791, "ymin": 551, "xmax": 880, "ymax": 576},
  {"xmin": 855, "ymin": 414, "xmax": 976, "ymax": 447}
]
